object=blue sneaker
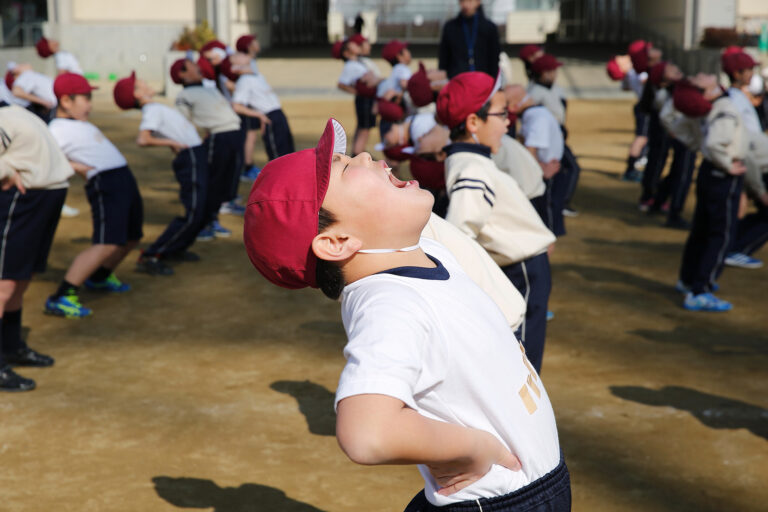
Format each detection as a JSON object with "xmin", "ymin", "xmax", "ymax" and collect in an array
[
  {"xmin": 211, "ymin": 220, "xmax": 231, "ymax": 238},
  {"xmin": 683, "ymin": 292, "xmax": 732, "ymax": 312},
  {"xmin": 240, "ymin": 165, "xmax": 261, "ymax": 182},
  {"xmin": 724, "ymin": 252, "xmax": 763, "ymax": 269},
  {"xmin": 84, "ymin": 273, "xmax": 131, "ymax": 293},
  {"xmin": 219, "ymin": 200, "xmax": 246, "ymax": 216},
  {"xmin": 546, "ymin": 310, "xmax": 555, "ymax": 321},
  {"xmin": 196, "ymin": 225, "xmax": 215, "ymax": 241},
  {"xmin": 45, "ymin": 293, "xmax": 93, "ymax": 318}
]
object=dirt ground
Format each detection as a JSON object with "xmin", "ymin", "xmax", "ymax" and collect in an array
[{"xmin": 3, "ymin": 95, "xmax": 767, "ymax": 512}]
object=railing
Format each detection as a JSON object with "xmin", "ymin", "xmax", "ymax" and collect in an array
[{"xmin": 0, "ymin": 20, "xmax": 44, "ymax": 48}]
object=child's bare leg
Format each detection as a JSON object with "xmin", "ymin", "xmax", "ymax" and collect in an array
[
  {"xmin": 101, "ymin": 239, "xmax": 139, "ymax": 271},
  {"xmin": 4, "ymin": 280, "xmax": 30, "ymax": 312},
  {"xmin": 353, "ymin": 128, "xmax": 370, "ymax": 156},
  {"xmin": 244, "ymin": 129, "xmax": 259, "ymax": 167},
  {"xmin": 629, "ymin": 135, "xmax": 647, "ymax": 158},
  {"xmin": 64, "ymin": 244, "xmax": 122, "ymax": 286}
]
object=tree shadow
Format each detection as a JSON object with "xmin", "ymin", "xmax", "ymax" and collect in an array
[
  {"xmin": 582, "ymin": 237, "xmax": 683, "ymax": 254},
  {"xmin": 552, "ymin": 263, "xmax": 678, "ymax": 304},
  {"xmin": 152, "ymin": 476, "xmax": 326, "ymax": 511},
  {"xmin": 610, "ymin": 386, "xmax": 768, "ymax": 441},
  {"xmin": 629, "ymin": 325, "xmax": 768, "ymax": 356},
  {"xmin": 270, "ymin": 380, "xmax": 336, "ymax": 436}
]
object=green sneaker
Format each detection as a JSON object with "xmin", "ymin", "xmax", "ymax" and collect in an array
[
  {"xmin": 85, "ymin": 273, "xmax": 131, "ymax": 293},
  {"xmin": 44, "ymin": 292, "xmax": 93, "ymax": 318}
]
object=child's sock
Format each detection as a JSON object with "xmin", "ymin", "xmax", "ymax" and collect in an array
[
  {"xmin": 89, "ymin": 266, "xmax": 112, "ymax": 283},
  {"xmin": 0, "ymin": 309, "xmax": 23, "ymax": 353},
  {"xmin": 52, "ymin": 280, "xmax": 79, "ymax": 299}
]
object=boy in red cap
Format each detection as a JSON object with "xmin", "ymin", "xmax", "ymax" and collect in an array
[
  {"xmin": 336, "ymin": 38, "xmax": 382, "ymax": 155},
  {"xmin": 35, "ymin": 37, "xmax": 83, "ymax": 75},
  {"xmin": 376, "ymin": 40, "xmax": 412, "ymax": 143},
  {"xmin": 7, "ymin": 63, "xmax": 56, "ymax": 122},
  {"xmin": 44, "ymin": 73, "xmax": 143, "ymax": 318},
  {"xmin": 234, "ymin": 33, "xmax": 267, "ymax": 181},
  {"xmin": 620, "ymin": 41, "xmax": 656, "ymax": 182},
  {"xmin": 243, "ymin": 117, "xmax": 568, "ymax": 511},
  {"xmin": 675, "ymin": 74, "xmax": 748, "ymax": 311},
  {"xmin": 436, "ymin": 72, "xmax": 556, "ymax": 373},
  {"xmin": 0, "ymin": 98, "xmax": 73, "ymax": 391},
  {"xmin": 113, "ymin": 70, "xmax": 210, "ymax": 272}
]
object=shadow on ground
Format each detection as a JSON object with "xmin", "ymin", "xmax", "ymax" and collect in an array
[
  {"xmin": 610, "ymin": 386, "xmax": 768, "ymax": 441},
  {"xmin": 153, "ymin": 477, "xmax": 326, "ymax": 511},
  {"xmin": 270, "ymin": 380, "xmax": 336, "ymax": 436},
  {"xmin": 630, "ymin": 325, "xmax": 768, "ymax": 356}
]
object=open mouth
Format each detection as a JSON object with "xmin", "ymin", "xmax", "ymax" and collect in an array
[{"xmin": 385, "ymin": 167, "xmax": 419, "ymax": 189}]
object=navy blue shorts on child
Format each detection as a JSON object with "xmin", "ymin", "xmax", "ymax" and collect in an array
[
  {"xmin": 238, "ymin": 113, "xmax": 261, "ymax": 132},
  {"xmin": 633, "ymin": 102, "xmax": 649, "ymax": 137},
  {"xmin": 206, "ymin": 129, "xmax": 245, "ymax": 221},
  {"xmin": 355, "ymin": 95, "xmax": 377, "ymax": 130},
  {"xmin": 0, "ymin": 187, "xmax": 67, "ymax": 280},
  {"xmin": 85, "ymin": 166, "xmax": 144, "ymax": 245},
  {"xmin": 262, "ymin": 109, "xmax": 295, "ymax": 161}
]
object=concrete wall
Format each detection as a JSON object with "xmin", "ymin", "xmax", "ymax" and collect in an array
[{"xmin": 70, "ymin": 0, "xmax": 197, "ymax": 22}]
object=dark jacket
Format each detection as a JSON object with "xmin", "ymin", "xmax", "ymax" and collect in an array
[{"xmin": 438, "ymin": 6, "xmax": 500, "ymax": 79}]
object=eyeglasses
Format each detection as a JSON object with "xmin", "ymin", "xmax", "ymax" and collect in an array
[{"xmin": 485, "ymin": 111, "xmax": 509, "ymax": 119}]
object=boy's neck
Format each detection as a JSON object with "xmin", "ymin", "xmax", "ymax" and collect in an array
[{"xmin": 342, "ymin": 247, "xmax": 436, "ymax": 285}]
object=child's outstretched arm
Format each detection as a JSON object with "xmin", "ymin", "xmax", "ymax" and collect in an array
[
  {"xmin": 336, "ymin": 393, "xmax": 521, "ymax": 496},
  {"xmin": 136, "ymin": 130, "xmax": 189, "ymax": 152}
]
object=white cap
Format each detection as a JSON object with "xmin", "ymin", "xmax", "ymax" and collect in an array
[
  {"xmin": 749, "ymin": 74, "xmax": 765, "ymax": 96},
  {"xmin": 409, "ymin": 113, "xmax": 438, "ymax": 145},
  {"xmin": 7, "ymin": 61, "xmax": 17, "ymax": 71}
]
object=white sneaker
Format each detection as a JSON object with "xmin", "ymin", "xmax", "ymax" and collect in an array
[{"xmin": 61, "ymin": 204, "xmax": 79, "ymax": 218}]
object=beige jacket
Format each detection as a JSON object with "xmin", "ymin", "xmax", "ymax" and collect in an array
[
  {"xmin": 702, "ymin": 95, "xmax": 748, "ymax": 172},
  {"xmin": 491, "ymin": 134, "xmax": 546, "ymax": 199},
  {"xmin": 527, "ymin": 82, "xmax": 565, "ymax": 125}
]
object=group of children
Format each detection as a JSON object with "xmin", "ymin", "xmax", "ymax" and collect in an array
[
  {"xmin": 0, "ymin": 32, "xmax": 295, "ymax": 392},
  {"xmin": 607, "ymin": 41, "xmax": 768, "ymax": 311}
]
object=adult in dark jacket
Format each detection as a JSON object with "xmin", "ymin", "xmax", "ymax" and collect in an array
[{"xmin": 438, "ymin": 0, "xmax": 500, "ymax": 79}]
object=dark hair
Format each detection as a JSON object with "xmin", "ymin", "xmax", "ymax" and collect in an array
[
  {"xmin": 449, "ymin": 100, "xmax": 491, "ymax": 141},
  {"xmin": 340, "ymin": 40, "xmax": 352, "ymax": 62},
  {"xmin": 315, "ymin": 208, "xmax": 345, "ymax": 300}
]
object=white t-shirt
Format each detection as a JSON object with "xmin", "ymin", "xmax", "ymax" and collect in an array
[
  {"xmin": 13, "ymin": 70, "xmax": 57, "ymax": 107},
  {"xmin": 54, "ymin": 51, "xmax": 83, "ymax": 74},
  {"xmin": 521, "ymin": 106, "xmax": 564, "ymax": 163},
  {"xmin": 0, "ymin": 81, "xmax": 28, "ymax": 107},
  {"xmin": 728, "ymin": 87, "xmax": 762, "ymax": 134},
  {"xmin": 140, "ymin": 103, "xmax": 202, "ymax": 147},
  {"xmin": 48, "ymin": 118, "xmax": 127, "ymax": 179},
  {"xmin": 377, "ymin": 62, "xmax": 413, "ymax": 97},
  {"xmin": 336, "ymin": 237, "xmax": 560, "ymax": 506},
  {"xmin": 232, "ymin": 74, "xmax": 281, "ymax": 114},
  {"xmin": 623, "ymin": 69, "xmax": 647, "ymax": 98},
  {"xmin": 338, "ymin": 60, "xmax": 368, "ymax": 86}
]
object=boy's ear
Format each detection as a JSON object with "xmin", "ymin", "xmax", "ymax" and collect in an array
[
  {"xmin": 465, "ymin": 113, "xmax": 480, "ymax": 134},
  {"xmin": 311, "ymin": 230, "xmax": 363, "ymax": 262}
]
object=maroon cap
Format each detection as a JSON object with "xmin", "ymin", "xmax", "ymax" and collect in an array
[
  {"xmin": 36, "ymin": 37, "xmax": 53, "ymax": 58},
  {"xmin": 722, "ymin": 52, "xmax": 757, "ymax": 75},
  {"xmin": 409, "ymin": 157, "xmax": 446, "ymax": 191},
  {"xmin": 170, "ymin": 59, "xmax": 186, "ymax": 84},
  {"xmin": 519, "ymin": 44, "xmax": 542, "ymax": 63},
  {"xmin": 5, "ymin": 71, "xmax": 14, "ymax": 90},
  {"xmin": 382, "ymin": 40, "xmax": 408, "ymax": 63},
  {"xmin": 648, "ymin": 61, "xmax": 667, "ymax": 86},
  {"xmin": 219, "ymin": 57, "xmax": 238, "ymax": 81},
  {"xmin": 348, "ymin": 33, "xmax": 366, "ymax": 46},
  {"xmin": 531, "ymin": 53, "xmax": 562, "ymax": 74},
  {"xmin": 377, "ymin": 99, "xmax": 404, "ymax": 122},
  {"xmin": 200, "ymin": 40, "xmax": 226, "ymax": 54},
  {"xmin": 243, "ymin": 118, "xmax": 347, "ymax": 289},
  {"xmin": 331, "ymin": 40, "xmax": 344, "ymax": 60},
  {"xmin": 53, "ymin": 72, "xmax": 98, "ymax": 99},
  {"xmin": 627, "ymin": 40, "xmax": 647, "ymax": 55},
  {"xmin": 113, "ymin": 71, "xmax": 137, "ymax": 110},
  {"xmin": 436, "ymin": 71, "xmax": 500, "ymax": 129},
  {"xmin": 382, "ymin": 144, "xmax": 412, "ymax": 162},
  {"xmin": 355, "ymin": 79, "xmax": 377, "ymax": 98},
  {"xmin": 408, "ymin": 62, "xmax": 434, "ymax": 107},
  {"xmin": 629, "ymin": 40, "xmax": 650, "ymax": 73},
  {"xmin": 606, "ymin": 57, "xmax": 626, "ymax": 81},
  {"xmin": 673, "ymin": 80, "xmax": 712, "ymax": 118},
  {"xmin": 236, "ymin": 34, "xmax": 255, "ymax": 53},
  {"xmin": 197, "ymin": 57, "xmax": 216, "ymax": 80}
]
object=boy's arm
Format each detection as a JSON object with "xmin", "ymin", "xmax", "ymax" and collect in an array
[
  {"xmin": 69, "ymin": 160, "xmax": 93, "ymax": 178},
  {"xmin": 11, "ymin": 87, "xmax": 53, "ymax": 109},
  {"xmin": 337, "ymin": 83, "xmax": 356, "ymax": 94},
  {"xmin": 136, "ymin": 130, "xmax": 188, "ymax": 152},
  {"xmin": 337, "ymin": 393, "xmax": 520, "ymax": 495},
  {"xmin": 231, "ymin": 103, "xmax": 271, "ymax": 134}
]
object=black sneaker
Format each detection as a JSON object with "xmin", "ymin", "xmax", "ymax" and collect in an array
[
  {"xmin": 0, "ymin": 365, "xmax": 36, "ymax": 392},
  {"xmin": 664, "ymin": 217, "xmax": 691, "ymax": 230},
  {"xmin": 3, "ymin": 347, "xmax": 55, "ymax": 367},
  {"xmin": 163, "ymin": 251, "xmax": 201, "ymax": 263},
  {"xmin": 136, "ymin": 255, "xmax": 175, "ymax": 276}
]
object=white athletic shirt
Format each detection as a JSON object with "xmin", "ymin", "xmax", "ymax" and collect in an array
[
  {"xmin": 623, "ymin": 69, "xmax": 647, "ymax": 98},
  {"xmin": 338, "ymin": 60, "xmax": 368, "ymax": 86},
  {"xmin": 728, "ymin": 87, "xmax": 762, "ymax": 134},
  {"xmin": 0, "ymin": 81, "xmax": 27, "ymax": 107},
  {"xmin": 140, "ymin": 103, "xmax": 202, "ymax": 147},
  {"xmin": 232, "ymin": 74, "xmax": 281, "ymax": 114},
  {"xmin": 48, "ymin": 118, "xmax": 127, "ymax": 179},
  {"xmin": 377, "ymin": 62, "xmax": 413, "ymax": 97},
  {"xmin": 336, "ymin": 237, "xmax": 560, "ymax": 506},
  {"xmin": 491, "ymin": 134, "xmax": 546, "ymax": 199},
  {"xmin": 54, "ymin": 51, "xmax": 83, "ymax": 74},
  {"xmin": 13, "ymin": 70, "xmax": 57, "ymax": 107},
  {"xmin": 521, "ymin": 106, "xmax": 564, "ymax": 163}
]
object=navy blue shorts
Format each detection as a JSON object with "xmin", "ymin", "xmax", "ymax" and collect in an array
[
  {"xmin": 633, "ymin": 102, "xmax": 649, "ymax": 137},
  {"xmin": 85, "ymin": 166, "xmax": 143, "ymax": 245},
  {"xmin": 239, "ymin": 113, "xmax": 261, "ymax": 132},
  {"xmin": 355, "ymin": 95, "xmax": 377, "ymax": 130},
  {"xmin": 262, "ymin": 109, "xmax": 295, "ymax": 161},
  {"xmin": 404, "ymin": 457, "xmax": 570, "ymax": 512},
  {"xmin": 0, "ymin": 187, "xmax": 67, "ymax": 280}
]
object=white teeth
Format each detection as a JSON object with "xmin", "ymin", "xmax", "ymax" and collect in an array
[{"xmin": 385, "ymin": 167, "xmax": 392, "ymax": 174}]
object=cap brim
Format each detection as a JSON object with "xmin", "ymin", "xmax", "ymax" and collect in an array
[
  {"xmin": 484, "ymin": 71, "xmax": 503, "ymax": 105},
  {"xmin": 314, "ymin": 118, "xmax": 347, "ymax": 206}
]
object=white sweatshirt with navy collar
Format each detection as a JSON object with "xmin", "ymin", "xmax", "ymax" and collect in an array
[{"xmin": 444, "ymin": 143, "xmax": 555, "ymax": 266}]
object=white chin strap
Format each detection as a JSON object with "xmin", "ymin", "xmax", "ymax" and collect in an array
[{"xmin": 358, "ymin": 244, "xmax": 421, "ymax": 254}]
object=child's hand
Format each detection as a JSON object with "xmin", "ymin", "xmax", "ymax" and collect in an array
[
  {"xmin": 258, "ymin": 114, "xmax": 272, "ymax": 135},
  {"xmin": 427, "ymin": 430, "xmax": 521, "ymax": 497},
  {"xmin": 172, "ymin": 141, "xmax": 189, "ymax": 153},
  {"xmin": 541, "ymin": 159, "xmax": 561, "ymax": 179},
  {"xmin": 70, "ymin": 161, "xmax": 94, "ymax": 178},
  {"xmin": 1, "ymin": 171, "xmax": 26, "ymax": 194},
  {"xmin": 728, "ymin": 160, "xmax": 746, "ymax": 176}
]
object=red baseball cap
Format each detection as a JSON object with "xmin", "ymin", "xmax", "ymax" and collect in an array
[
  {"xmin": 409, "ymin": 157, "xmax": 446, "ymax": 191},
  {"xmin": 331, "ymin": 40, "xmax": 344, "ymax": 60},
  {"xmin": 408, "ymin": 62, "xmax": 434, "ymax": 107},
  {"xmin": 348, "ymin": 33, "xmax": 366, "ymax": 45},
  {"xmin": 436, "ymin": 71, "xmax": 501, "ymax": 128},
  {"xmin": 243, "ymin": 118, "xmax": 347, "ymax": 289},
  {"xmin": 200, "ymin": 40, "xmax": 226, "ymax": 54},
  {"xmin": 722, "ymin": 52, "xmax": 757, "ymax": 75},
  {"xmin": 219, "ymin": 57, "xmax": 239, "ymax": 81},
  {"xmin": 606, "ymin": 57, "xmax": 626, "ymax": 81},
  {"xmin": 519, "ymin": 44, "xmax": 542, "ymax": 63},
  {"xmin": 170, "ymin": 59, "xmax": 186, "ymax": 84},
  {"xmin": 722, "ymin": 45, "xmax": 743, "ymax": 56},
  {"xmin": 5, "ymin": 71, "xmax": 14, "ymax": 90},
  {"xmin": 113, "ymin": 71, "xmax": 137, "ymax": 110},
  {"xmin": 36, "ymin": 37, "xmax": 53, "ymax": 58},
  {"xmin": 377, "ymin": 99, "xmax": 404, "ymax": 122},
  {"xmin": 531, "ymin": 53, "xmax": 562, "ymax": 74},
  {"xmin": 629, "ymin": 40, "xmax": 650, "ymax": 73},
  {"xmin": 53, "ymin": 72, "xmax": 98, "ymax": 99},
  {"xmin": 382, "ymin": 144, "xmax": 412, "ymax": 162},
  {"xmin": 673, "ymin": 80, "xmax": 712, "ymax": 118},
  {"xmin": 236, "ymin": 34, "xmax": 255, "ymax": 53},
  {"xmin": 648, "ymin": 61, "xmax": 667, "ymax": 86},
  {"xmin": 197, "ymin": 57, "xmax": 216, "ymax": 80},
  {"xmin": 382, "ymin": 40, "xmax": 407, "ymax": 63}
]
